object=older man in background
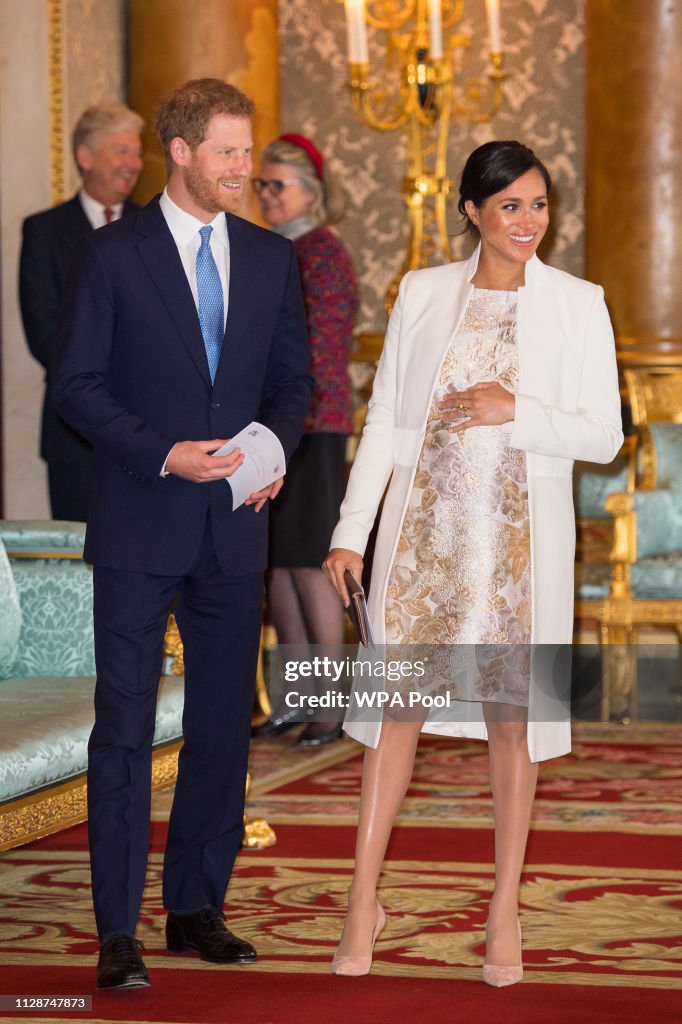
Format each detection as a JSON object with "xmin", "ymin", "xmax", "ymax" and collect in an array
[{"xmin": 19, "ymin": 102, "xmax": 144, "ymax": 520}]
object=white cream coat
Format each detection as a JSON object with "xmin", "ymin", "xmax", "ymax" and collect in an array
[{"xmin": 330, "ymin": 247, "xmax": 623, "ymax": 762}]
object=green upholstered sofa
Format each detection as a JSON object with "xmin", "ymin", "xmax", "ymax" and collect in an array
[{"xmin": 0, "ymin": 521, "xmax": 185, "ymax": 851}]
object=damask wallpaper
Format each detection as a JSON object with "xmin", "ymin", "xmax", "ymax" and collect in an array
[{"xmin": 279, "ymin": 0, "xmax": 585, "ymax": 332}]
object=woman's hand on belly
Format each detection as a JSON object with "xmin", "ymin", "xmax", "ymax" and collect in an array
[
  {"xmin": 438, "ymin": 381, "xmax": 516, "ymax": 432},
  {"xmin": 322, "ymin": 547, "xmax": 364, "ymax": 607}
]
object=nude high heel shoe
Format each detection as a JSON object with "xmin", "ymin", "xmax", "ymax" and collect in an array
[
  {"xmin": 482, "ymin": 918, "xmax": 523, "ymax": 988},
  {"xmin": 331, "ymin": 902, "xmax": 386, "ymax": 977}
]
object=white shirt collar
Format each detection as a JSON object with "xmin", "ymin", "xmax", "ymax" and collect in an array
[
  {"xmin": 79, "ymin": 189, "xmax": 123, "ymax": 228},
  {"xmin": 159, "ymin": 187, "xmax": 229, "ymax": 249}
]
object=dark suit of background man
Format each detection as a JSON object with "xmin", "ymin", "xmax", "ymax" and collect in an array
[
  {"xmin": 20, "ymin": 102, "xmax": 144, "ymax": 521},
  {"xmin": 54, "ymin": 79, "xmax": 312, "ymax": 990}
]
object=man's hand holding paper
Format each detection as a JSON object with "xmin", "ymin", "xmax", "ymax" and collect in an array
[
  {"xmin": 211, "ymin": 421, "xmax": 286, "ymax": 510},
  {"xmin": 166, "ymin": 439, "xmax": 244, "ymax": 482}
]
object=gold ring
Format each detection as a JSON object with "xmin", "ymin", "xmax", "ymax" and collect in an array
[{"xmin": 458, "ymin": 403, "xmax": 466, "ymax": 413}]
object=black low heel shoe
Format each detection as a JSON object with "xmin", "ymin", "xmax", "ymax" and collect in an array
[
  {"xmin": 294, "ymin": 722, "xmax": 344, "ymax": 748},
  {"xmin": 251, "ymin": 704, "xmax": 312, "ymax": 738}
]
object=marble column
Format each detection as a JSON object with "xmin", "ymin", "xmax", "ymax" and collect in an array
[
  {"xmin": 585, "ymin": 0, "xmax": 682, "ymax": 366},
  {"xmin": 128, "ymin": 0, "xmax": 279, "ymax": 224}
]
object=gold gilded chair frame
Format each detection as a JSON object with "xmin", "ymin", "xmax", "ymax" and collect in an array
[{"xmin": 575, "ymin": 368, "xmax": 682, "ymax": 720}]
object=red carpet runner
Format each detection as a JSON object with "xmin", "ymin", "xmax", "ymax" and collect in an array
[{"xmin": 1, "ymin": 722, "xmax": 680, "ymax": 1023}]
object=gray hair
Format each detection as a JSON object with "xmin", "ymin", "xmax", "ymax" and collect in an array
[
  {"xmin": 260, "ymin": 138, "xmax": 346, "ymax": 227},
  {"xmin": 72, "ymin": 102, "xmax": 144, "ymax": 166}
]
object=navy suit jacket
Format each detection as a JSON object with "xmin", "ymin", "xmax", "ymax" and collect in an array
[
  {"xmin": 19, "ymin": 194, "xmax": 139, "ymax": 463},
  {"xmin": 53, "ymin": 196, "xmax": 313, "ymax": 577}
]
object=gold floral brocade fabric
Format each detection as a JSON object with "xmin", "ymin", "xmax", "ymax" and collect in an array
[{"xmin": 385, "ymin": 289, "xmax": 531, "ymax": 706}]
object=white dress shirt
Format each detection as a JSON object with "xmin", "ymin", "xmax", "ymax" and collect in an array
[
  {"xmin": 159, "ymin": 187, "xmax": 229, "ymax": 327},
  {"xmin": 79, "ymin": 190, "xmax": 123, "ymax": 229}
]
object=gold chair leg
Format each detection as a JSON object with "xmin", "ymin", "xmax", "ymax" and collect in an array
[
  {"xmin": 599, "ymin": 621, "xmax": 610, "ymax": 722},
  {"xmin": 164, "ymin": 613, "xmax": 184, "ymax": 675},
  {"xmin": 601, "ymin": 624, "xmax": 637, "ymax": 723},
  {"xmin": 673, "ymin": 625, "xmax": 682, "ymax": 707},
  {"xmin": 254, "ymin": 624, "xmax": 277, "ymax": 718},
  {"xmin": 242, "ymin": 771, "xmax": 276, "ymax": 849}
]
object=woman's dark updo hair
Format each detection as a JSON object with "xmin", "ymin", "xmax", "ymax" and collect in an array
[{"xmin": 458, "ymin": 141, "xmax": 551, "ymax": 234}]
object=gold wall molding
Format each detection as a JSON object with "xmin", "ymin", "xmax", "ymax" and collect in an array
[
  {"xmin": 47, "ymin": 0, "xmax": 66, "ymax": 204},
  {"xmin": 46, "ymin": 0, "xmax": 126, "ymax": 204}
]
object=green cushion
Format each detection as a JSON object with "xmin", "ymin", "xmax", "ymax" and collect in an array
[
  {"xmin": 635, "ymin": 489, "xmax": 682, "ymax": 559},
  {"xmin": 0, "ymin": 520, "xmax": 86, "ymax": 554},
  {"xmin": 632, "ymin": 553, "xmax": 682, "ymax": 599},
  {"xmin": 574, "ymin": 452, "xmax": 630, "ymax": 520},
  {"xmin": 0, "ymin": 674, "xmax": 185, "ymax": 802},
  {"xmin": 0, "ymin": 541, "xmax": 22, "ymax": 678},
  {"xmin": 649, "ymin": 423, "xmax": 682, "ymax": 499},
  {"xmin": 10, "ymin": 560, "xmax": 95, "ymax": 677}
]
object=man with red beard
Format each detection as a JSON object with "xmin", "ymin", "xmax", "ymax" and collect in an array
[{"xmin": 54, "ymin": 79, "xmax": 312, "ymax": 990}]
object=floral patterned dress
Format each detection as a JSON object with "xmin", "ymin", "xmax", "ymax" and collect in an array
[{"xmin": 384, "ymin": 288, "xmax": 531, "ymax": 705}]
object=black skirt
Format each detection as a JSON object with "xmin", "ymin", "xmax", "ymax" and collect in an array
[{"xmin": 269, "ymin": 433, "xmax": 347, "ymax": 568}]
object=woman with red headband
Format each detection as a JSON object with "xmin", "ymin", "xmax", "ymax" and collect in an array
[{"xmin": 252, "ymin": 134, "xmax": 359, "ymax": 746}]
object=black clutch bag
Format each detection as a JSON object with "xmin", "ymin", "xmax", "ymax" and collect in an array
[{"xmin": 344, "ymin": 569, "xmax": 375, "ymax": 648}]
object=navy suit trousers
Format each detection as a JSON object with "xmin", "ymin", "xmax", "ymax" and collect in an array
[{"xmin": 88, "ymin": 512, "xmax": 264, "ymax": 939}]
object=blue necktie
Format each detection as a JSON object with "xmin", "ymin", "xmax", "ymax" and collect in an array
[{"xmin": 196, "ymin": 225, "xmax": 224, "ymax": 383}]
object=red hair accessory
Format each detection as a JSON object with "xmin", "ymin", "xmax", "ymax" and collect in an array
[{"xmin": 279, "ymin": 133, "xmax": 324, "ymax": 180}]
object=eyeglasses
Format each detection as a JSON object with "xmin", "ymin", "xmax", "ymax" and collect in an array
[{"xmin": 251, "ymin": 177, "xmax": 303, "ymax": 196}]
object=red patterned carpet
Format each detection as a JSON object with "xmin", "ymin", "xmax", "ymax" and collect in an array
[{"xmin": 1, "ymin": 722, "xmax": 681, "ymax": 1023}]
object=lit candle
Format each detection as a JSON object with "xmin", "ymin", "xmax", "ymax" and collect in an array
[
  {"xmin": 428, "ymin": 0, "xmax": 443, "ymax": 59},
  {"xmin": 344, "ymin": 0, "xmax": 369, "ymax": 63},
  {"xmin": 485, "ymin": 0, "xmax": 503, "ymax": 53}
]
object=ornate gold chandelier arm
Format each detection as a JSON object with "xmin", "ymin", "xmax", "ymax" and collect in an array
[
  {"xmin": 363, "ymin": 0, "xmax": 463, "ymax": 31},
  {"xmin": 350, "ymin": 47, "xmax": 460, "ymax": 133},
  {"xmin": 441, "ymin": 0, "xmax": 465, "ymax": 29},
  {"xmin": 342, "ymin": 1, "xmax": 507, "ymax": 314},
  {"xmin": 452, "ymin": 51, "xmax": 507, "ymax": 123},
  {"xmin": 349, "ymin": 61, "xmax": 414, "ymax": 131},
  {"xmin": 365, "ymin": 0, "xmax": 417, "ymax": 31}
]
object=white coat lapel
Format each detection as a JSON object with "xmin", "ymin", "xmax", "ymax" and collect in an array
[
  {"xmin": 516, "ymin": 257, "xmax": 562, "ymax": 403},
  {"xmin": 398, "ymin": 245, "xmax": 481, "ymax": 428}
]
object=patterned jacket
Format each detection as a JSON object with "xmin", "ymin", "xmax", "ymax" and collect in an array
[{"xmin": 294, "ymin": 226, "xmax": 358, "ymax": 434}]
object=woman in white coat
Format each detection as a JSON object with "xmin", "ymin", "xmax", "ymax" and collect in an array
[{"xmin": 323, "ymin": 142, "xmax": 623, "ymax": 986}]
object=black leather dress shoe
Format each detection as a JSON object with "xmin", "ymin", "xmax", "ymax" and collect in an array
[
  {"xmin": 96, "ymin": 934, "xmax": 150, "ymax": 989},
  {"xmin": 166, "ymin": 906, "xmax": 257, "ymax": 964}
]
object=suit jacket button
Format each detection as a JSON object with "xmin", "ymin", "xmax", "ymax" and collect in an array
[{"xmin": 210, "ymin": 401, "xmax": 221, "ymax": 410}]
